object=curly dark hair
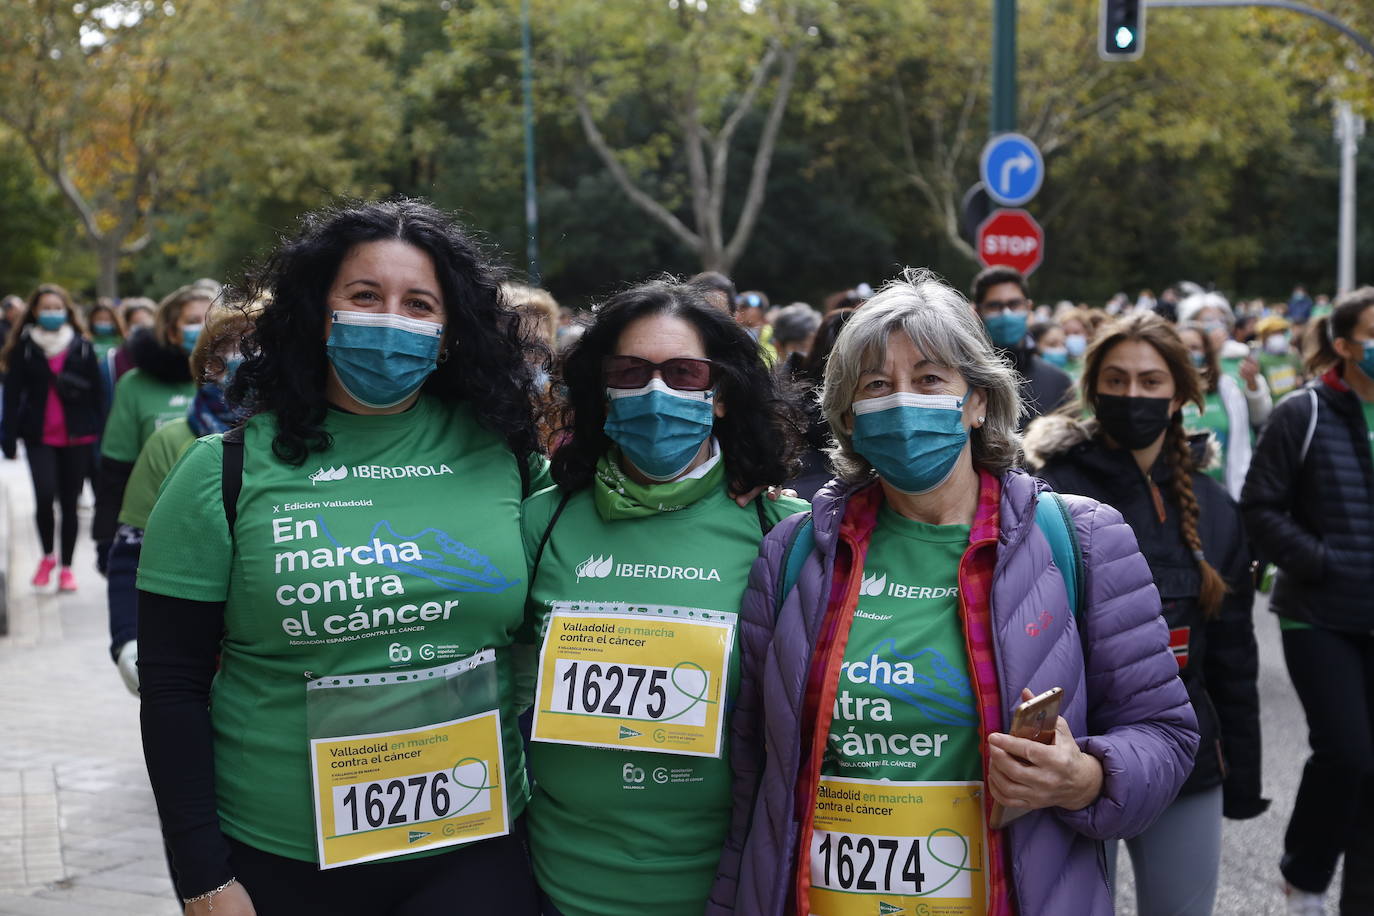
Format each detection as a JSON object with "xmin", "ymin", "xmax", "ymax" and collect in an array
[
  {"xmin": 551, "ymin": 278, "xmax": 804, "ymax": 494},
  {"xmin": 230, "ymin": 198, "xmax": 545, "ymax": 465}
]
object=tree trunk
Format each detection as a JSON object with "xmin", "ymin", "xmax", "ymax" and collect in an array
[{"xmin": 96, "ymin": 242, "xmax": 120, "ymax": 300}]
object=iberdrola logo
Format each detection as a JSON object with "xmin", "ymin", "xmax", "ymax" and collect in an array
[
  {"xmin": 576, "ymin": 554, "xmax": 614, "ymax": 582},
  {"xmin": 310, "ymin": 465, "xmax": 349, "ymax": 485},
  {"xmin": 860, "ymin": 572, "xmax": 887, "ymax": 597}
]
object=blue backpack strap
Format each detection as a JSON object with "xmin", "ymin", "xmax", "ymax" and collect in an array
[
  {"xmin": 1034, "ymin": 491, "xmax": 1086, "ymax": 643},
  {"xmin": 775, "ymin": 512, "xmax": 815, "ymax": 617}
]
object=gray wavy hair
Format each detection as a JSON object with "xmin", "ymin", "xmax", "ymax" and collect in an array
[{"xmin": 821, "ymin": 268, "xmax": 1026, "ymax": 484}]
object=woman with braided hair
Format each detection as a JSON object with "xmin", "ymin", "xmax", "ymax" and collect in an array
[{"xmin": 1024, "ymin": 310, "xmax": 1266, "ymax": 916}]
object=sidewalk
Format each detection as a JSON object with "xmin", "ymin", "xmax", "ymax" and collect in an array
[{"xmin": 0, "ymin": 456, "xmax": 179, "ymax": 915}]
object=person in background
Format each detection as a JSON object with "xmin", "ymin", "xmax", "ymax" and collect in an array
[
  {"xmin": 1059, "ymin": 306, "xmax": 1099, "ymax": 379},
  {"xmin": 1178, "ymin": 292, "xmax": 1271, "ymax": 426},
  {"xmin": 518, "ymin": 279, "xmax": 807, "ymax": 916},
  {"xmin": 971, "ymin": 265, "xmax": 1071, "ymax": 423},
  {"xmin": 1311, "ymin": 293, "xmax": 1333, "ymax": 322},
  {"xmin": 106, "ymin": 302, "xmax": 257, "ymax": 696},
  {"xmin": 1243, "ymin": 286, "xmax": 1374, "ymax": 916},
  {"xmin": 718, "ymin": 271, "xmax": 1198, "ymax": 915},
  {"xmin": 107, "ymin": 297, "xmax": 157, "ymax": 385},
  {"xmin": 1030, "ymin": 320, "xmax": 1069, "ymax": 370},
  {"xmin": 138, "ymin": 198, "xmax": 546, "ymax": 915},
  {"xmin": 690, "ymin": 271, "xmax": 738, "ymax": 315},
  {"xmin": 1255, "ymin": 315, "xmax": 1305, "ymax": 399},
  {"xmin": 1026, "ymin": 311, "xmax": 1266, "ymax": 916},
  {"xmin": 87, "ymin": 301, "xmax": 125, "ymax": 363},
  {"xmin": 771, "ymin": 302, "xmax": 821, "ymax": 376},
  {"xmin": 0, "ymin": 284, "xmax": 104, "ymax": 592},
  {"xmin": 1177, "ymin": 322, "xmax": 1269, "ymax": 500},
  {"xmin": 784, "ymin": 309, "xmax": 855, "ymax": 501},
  {"xmin": 1287, "ymin": 284, "xmax": 1314, "ymax": 326},
  {"xmin": 92, "ymin": 284, "xmax": 210, "ymax": 574},
  {"xmin": 0, "ymin": 295, "xmax": 22, "ymax": 347},
  {"xmin": 734, "ymin": 290, "xmax": 775, "ymax": 360}
]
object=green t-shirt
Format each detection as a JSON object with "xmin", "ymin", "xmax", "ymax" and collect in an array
[
  {"xmin": 1183, "ymin": 391, "xmax": 1229, "ymax": 483},
  {"xmin": 137, "ymin": 396, "xmax": 548, "ymax": 862},
  {"xmin": 823, "ymin": 508, "xmax": 979, "ymax": 783},
  {"xmin": 101, "ymin": 368, "xmax": 197, "ymax": 463},
  {"xmin": 1362, "ymin": 401, "xmax": 1374, "ymax": 469},
  {"xmin": 118, "ymin": 417, "xmax": 197, "ymax": 530},
  {"xmin": 1258, "ymin": 352, "xmax": 1303, "ymax": 399},
  {"xmin": 91, "ymin": 334, "xmax": 121, "ymax": 362},
  {"xmin": 519, "ymin": 458, "xmax": 805, "ymax": 916}
]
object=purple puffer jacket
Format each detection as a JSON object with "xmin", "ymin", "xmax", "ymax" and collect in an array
[{"xmin": 709, "ymin": 469, "xmax": 1199, "ymax": 915}]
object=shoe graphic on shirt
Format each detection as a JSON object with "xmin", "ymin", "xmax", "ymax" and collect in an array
[
  {"xmin": 318, "ymin": 518, "xmax": 520, "ymax": 594},
  {"xmin": 861, "ymin": 639, "xmax": 977, "ymax": 727}
]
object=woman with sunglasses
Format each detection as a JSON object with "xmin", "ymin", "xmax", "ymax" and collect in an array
[{"xmin": 518, "ymin": 278, "xmax": 806, "ymax": 916}]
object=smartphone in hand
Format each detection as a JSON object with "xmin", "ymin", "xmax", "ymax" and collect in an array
[{"xmin": 988, "ymin": 686, "xmax": 1063, "ymax": 830}]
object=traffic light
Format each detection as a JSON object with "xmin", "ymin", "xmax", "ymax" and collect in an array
[{"xmin": 1099, "ymin": 0, "xmax": 1145, "ymax": 61}]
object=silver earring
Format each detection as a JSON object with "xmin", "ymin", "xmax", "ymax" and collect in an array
[{"xmin": 977, "ymin": 416, "xmax": 985, "ymax": 424}]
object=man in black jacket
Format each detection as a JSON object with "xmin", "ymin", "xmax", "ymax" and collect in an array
[{"xmin": 970, "ymin": 266, "xmax": 1071, "ymax": 425}]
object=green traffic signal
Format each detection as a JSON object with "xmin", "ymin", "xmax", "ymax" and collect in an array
[{"xmin": 1099, "ymin": 0, "xmax": 1145, "ymax": 60}]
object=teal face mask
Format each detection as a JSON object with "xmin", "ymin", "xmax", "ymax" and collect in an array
[
  {"xmin": 326, "ymin": 311, "xmax": 444, "ymax": 408},
  {"xmin": 1041, "ymin": 347, "xmax": 1068, "ymax": 368},
  {"xmin": 180, "ymin": 323, "xmax": 203, "ymax": 355},
  {"xmin": 603, "ymin": 379, "xmax": 715, "ymax": 481},
  {"xmin": 92, "ymin": 320, "xmax": 117, "ymax": 337},
  {"xmin": 984, "ymin": 311, "xmax": 1028, "ymax": 348},
  {"xmin": 36, "ymin": 312, "xmax": 66, "ymax": 332},
  {"xmin": 850, "ymin": 391, "xmax": 969, "ymax": 495},
  {"xmin": 1360, "ymin": 341, "xmax": 1374, "ymax": 381}
]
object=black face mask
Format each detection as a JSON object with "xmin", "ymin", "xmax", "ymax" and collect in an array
[{"xmin": 1095, "ymin": 394, "xmax": 1173, "ymax": 451}]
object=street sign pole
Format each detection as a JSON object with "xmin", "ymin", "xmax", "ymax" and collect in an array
[
  {"xmin": 1336, "ymin": 101, "xmax": 1364, "ymax": 296},
  {"xmin": 521, "ymin": 0, "xmax": 540, "ymax": 285},
  {"xmin": 991, "ymin": 0, "xmax": 1017, "ymax": 135}
]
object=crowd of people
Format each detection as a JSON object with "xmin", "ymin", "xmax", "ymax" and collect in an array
[{"xmin": 1, "ymin": 197, "xmax": 1366, "ymax": 916}]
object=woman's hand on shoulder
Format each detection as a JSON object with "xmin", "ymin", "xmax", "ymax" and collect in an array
[
  {"xmin": 730, "ymin": 484, "xmax": 798, "ymax": 508},
  {"xmin": 987, "ymin": 689, "xmax": 1104, "ymax": 813},
  {"xmin": 184, "ymin": 880, "xmax": 256, "ymax": 916}
]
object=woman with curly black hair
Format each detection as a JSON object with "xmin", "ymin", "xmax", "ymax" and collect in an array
[
  {"xmin": 137, "ymin": 198, "xmax": 546, "ymax": 915},
  {"xmin": 518, "ymin": 278, "xmax": 807, "ymax": 916}
]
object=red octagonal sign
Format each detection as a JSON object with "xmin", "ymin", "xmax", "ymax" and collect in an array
[{"xmin": 977, "ymin": 208, "xmax": 1044, "ymax": 276}]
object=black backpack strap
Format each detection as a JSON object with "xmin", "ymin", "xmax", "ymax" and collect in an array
[
  {"xmin": 221, "ymin": 426, "xmax": 245, "ymax": 531},
  {"xmin": 531, "ymin": 489, "xmax": 573, "ymax": 583},
  {"xmin": 755, "ymin": 496, "xmax": 771, "ymax": 535}
]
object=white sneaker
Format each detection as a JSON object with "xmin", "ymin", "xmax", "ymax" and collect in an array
[{"xmin": 1284, "ymin": 881, "xmax": 1325, "ymax": 915}]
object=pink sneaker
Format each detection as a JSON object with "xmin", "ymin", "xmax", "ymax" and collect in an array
[
  {"xmin": 32, "ymin": 555, "xmax": 56, "ymax": 588},
  {"xmin": 58, "ymin": 568, "xmax": 77, "ymax": 592}
]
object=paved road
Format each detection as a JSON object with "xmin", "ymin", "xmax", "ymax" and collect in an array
[{"xmin": 0, "ymin": 451, "xmax": 1339, "ymax": 913}]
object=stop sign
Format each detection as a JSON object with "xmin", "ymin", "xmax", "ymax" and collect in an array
[{"xmin": 976, "ymin": 208, "xmax": 1044, "ymax": 276}]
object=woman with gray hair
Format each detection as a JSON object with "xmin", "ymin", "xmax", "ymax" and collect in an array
[{"xmin": 710, "ymin": 270, "xmax": 1198, "ymax": 915}]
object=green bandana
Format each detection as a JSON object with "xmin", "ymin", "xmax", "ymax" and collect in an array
[{"xmin": 592, "ymin": 451, "xmax": 724, "ymax": 520}]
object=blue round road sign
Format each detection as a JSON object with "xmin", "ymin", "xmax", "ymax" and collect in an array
[{"xmin": 979, "ymin": 133, "xmax": 1044, "ymax": 207}]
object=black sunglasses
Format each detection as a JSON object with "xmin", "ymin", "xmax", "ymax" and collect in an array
[{"xmin": 603, "ymin": 355, "xmax": 716, "ymax": 391}]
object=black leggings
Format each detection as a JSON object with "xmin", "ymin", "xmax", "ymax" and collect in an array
[
  {"xmin": 1281, "ymin": 626, "xmax": 1374, "ymax": 911},
  {"xmin": 26, "ymin": 442, "xmax": 93, "ymax": 566},
  {"xmin": 225, "ymin": 818, "xmax": 539, "ymax": 916}
]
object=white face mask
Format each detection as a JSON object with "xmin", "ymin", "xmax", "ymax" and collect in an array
[{"xmin": 1263, "ymin": 334, "xmax": 1290, "ymax": 356}]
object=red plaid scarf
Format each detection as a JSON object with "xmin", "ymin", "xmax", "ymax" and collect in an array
[{"xmin": 792, "ymin": 471, "xmax": 1015, "ymax": 915}]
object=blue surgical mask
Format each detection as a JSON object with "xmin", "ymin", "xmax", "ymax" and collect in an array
[
  {"xmin": 1359, "ymin": 342, "xmax": 1374, "ymax": 382},
  {"xmin": 850, "ymin": 391, "xmax": 969, "ymax": 495},
  {"xmin": 984, "ymin": 311, "xmax": 1028, "ymax": 348},
  {"xmin": 326, "ymin": 311, "xmax": 444, "ymax": 409},
  {"xmin": 1065, "ymin": 333, "xmax": 1087, "ymax": 358},
  {"xmin": 1041, "ymin": 347, "xmax": 1068, "ymax": 368},
  {"xmin": 92, "ymin": 321, "xmax": 117, "ymax": 337},
  {"xmin": 1190, "ymin": 351, "xmax": 1206, "ymax": 369},
  {"xmin": 36, "ymin": 312, "xmax": 66, "ymax": 332},
  {"xmin": 180, "ymin": 324, "xmax": 203, "ymax": 355},
  {"xmin": 603, "ymin": 378, "xmax": 715, "ymax": 481}
]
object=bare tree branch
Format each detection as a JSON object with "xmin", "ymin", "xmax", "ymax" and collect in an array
[
  {"xmin": 723, "ymin": 41, "xmax": 800, "ymax": 268},
  {"xmin": 573, "ymin": 88, "xmax": 703, "ymax": 255}
]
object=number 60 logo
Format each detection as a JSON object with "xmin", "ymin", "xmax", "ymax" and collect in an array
[{"xmin": 389, "ymin": 643, "xmax": 412, "ymax": 663}]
